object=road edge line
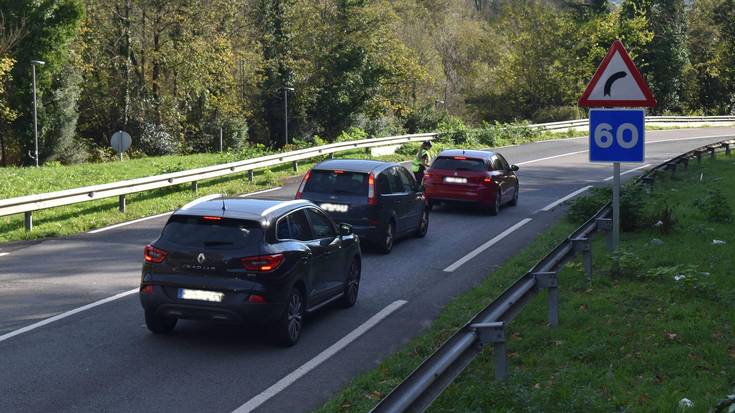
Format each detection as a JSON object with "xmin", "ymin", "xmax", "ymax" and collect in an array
[{"xmin": 443, "ymin": 218, "xmax": 533, "ymax": 273}]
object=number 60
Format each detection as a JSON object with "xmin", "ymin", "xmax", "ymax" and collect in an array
[{"xmin": 594, "ymin": 123, "xmax": 639, "ymax": 149}]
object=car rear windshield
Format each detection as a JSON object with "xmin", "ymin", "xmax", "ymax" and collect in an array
[
  {"xmin": 431, "ymin": 157, "xmax": 486, "ymax": 172},
  {"xmin": 160, "ymin": 215, "xmax": 263, "ymax": 249},
  {"xmin": 304, "ymin": 170, "xmax": 369, "ymax": 196}
]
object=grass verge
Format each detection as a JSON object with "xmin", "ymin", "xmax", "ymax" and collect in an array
[{"xmin": 318, "ymin": 154, "xmax": 735, "ymax": 413}]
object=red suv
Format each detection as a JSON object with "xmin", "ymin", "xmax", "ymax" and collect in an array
[{"xmin": 423, "ymin": 149, "xmax": 519, "ymax": 215}]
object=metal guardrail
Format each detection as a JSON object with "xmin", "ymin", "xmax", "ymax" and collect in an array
[
  {"xmin": 0, "ymin": 133, "xmax": 436, "ymax": 230},
  {"xmin": 530, "ymin": 115, "xmax": 735, "ymax": 131},
  {"xmin": 371, "ymin": 137, "xmax": 735, "ymax": 413}
]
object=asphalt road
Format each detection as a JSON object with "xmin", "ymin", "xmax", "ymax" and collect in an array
[{"xmin": 0, "ymin": 128, "xmax": 733, "ymax": 413}]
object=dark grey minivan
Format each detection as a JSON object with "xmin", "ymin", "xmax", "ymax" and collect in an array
[{"xmin": 295, "ymin": 159, "xmax": 429, "ymax": 253}]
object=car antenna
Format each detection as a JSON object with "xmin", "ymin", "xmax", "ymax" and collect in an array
[{"xmin": 221, "ymin": 191, "xmax": 227, "ymax": 213}]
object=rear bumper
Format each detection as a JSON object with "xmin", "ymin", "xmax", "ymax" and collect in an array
[
  {"xmin": 425, "ymin": 184, "xmax": 497, "ymax": 205},
  {"xmin": 139, "ymin": 285, "xmax": 286, "ymax": 324},
  {"xmin": 350, "ymin": 225, "xmax": 381, "ymax": 243}
]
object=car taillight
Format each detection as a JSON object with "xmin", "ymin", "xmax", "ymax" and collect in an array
[
  {"xmin": 368, "ymin": 173, "xmax": 377, "ymax": 206},
  {"xmin": 248, "ymin": 294, "xmax": 267, "ymax": 304},
  {"xmin": 241, "ymin": 254, "xmax": 285, "ymax": 272},
  {"xmin": 483, "ymin": 176, "xmax": 495, "ymax": 184},
  {"xmin": 140, "ymin": 285, "xmax": 154, "ymax": 294},
  {"xmin": 295, "ymin": 169, "xmax": 311, "ymax": 199},
  {"xmin": 144, "ymin": 245, "xmax": 167, "ymax": 263}
]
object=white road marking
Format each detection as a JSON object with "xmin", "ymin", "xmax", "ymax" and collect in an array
[
  {"xmin": 540, "ymin": 186, "xmax": 593, "ymax": 212},
  {"xmin": 603, "ymin": 164, "xmax": 651, "ymax": 181},
  {"xmin": 232, "ymin": 300, "xmax": 408, "ymax": 413},
  {"xmin": 88, "ymin": 212, "xmax": 173, "ymax": 234},
  {"xmin": 0, "ymin": 252, "xmax": 9, "ymax": 257},
  {"xmin": 0, "ymin": 288, "xmax": 138, "ymax": 343},
  {"xmin": 515, "ymin": 150, "xmax": 588, "ymax": 166},
  {"xmin": 239, "ymin": 187, "xmax": 283, "ymax": 197},
  {"xmin": 443, "ymin": 218, "xmax": 533, "ymax": 273}
]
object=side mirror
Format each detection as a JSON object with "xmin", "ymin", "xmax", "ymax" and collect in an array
[
  {"xmin": 339, "ymin": 223, "xmax": 353, "ymax": 236},
  {"xmin": 511, "ymin": 165, "xmax": 519, "ymax": 172}
]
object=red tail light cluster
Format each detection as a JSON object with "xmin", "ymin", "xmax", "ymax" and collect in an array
[
  {"xmin": 140, "ymin": 285, "xmax": 155, "ymax": 294},
  {"xmin": 241, "ymin": 254, "xmax": 285, "ymax": 272},
  {"xmin": 483, "ymin": 176, "xmax": 495, "ymax": 184},
  {"xmin": 144, "ymin": 245, "xmax": 167, "ymax": 263},
  {"xmin": 295, "ymin": 169, "xmax": 311, "ymax": 199},
  {"xmin": 367, "ymin": 173, "xmax": 377, "ymax": 206}
]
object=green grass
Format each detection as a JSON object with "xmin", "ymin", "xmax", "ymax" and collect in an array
[{"xmin": 317, "ymin": 154, "xmax": 735, "ymax": 413}]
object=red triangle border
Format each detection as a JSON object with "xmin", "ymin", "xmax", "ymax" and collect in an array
[{"xmin": 578, "ymin": 39, "xmax": 656, "ymax": 108}]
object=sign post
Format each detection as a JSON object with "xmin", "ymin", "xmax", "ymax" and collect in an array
[{"xmin": 579, "ymin": 40, "xmax": 656, "ymax": 251}]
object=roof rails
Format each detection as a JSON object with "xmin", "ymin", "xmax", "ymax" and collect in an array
[
  {"xmin": 179, "ymin": 193, "xmax": 223, "ymax": 210},
  {"xmin": 260, "ymin": 200, "xmax": 309, "ymax": 217}
]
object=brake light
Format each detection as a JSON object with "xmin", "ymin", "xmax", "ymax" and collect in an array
[
  {"xmin": 140, "ymin": 285, "xmax": 154, "ymax": 294},
  {"xmin": 144, "ymin": 245, "xmax": 167, "ymax": 263},
  {"xmin": 241, "ymin": 254, "xmax": 285, "ymax": 272},
  {"xmin": 334, "ymin": 170, "xmax": 344, "ymax": 174},
  {"xmin": 483, "ymin": 176, "xmax": 495, "ymax": 184},
  {"xmin": 248, "ymin": 294, "xmax": 267, "ymax": 303},
  {"xmin": 367, "ymin": 173, "xmax": 377, "ymax": 206},
  {"xmin": 453, "ymin": 156, "xmax": 467, "ymax": 160},
  {"xmin": 295, "ymin": 169, "xmax": 311, "ymax": 199},
  {"xmin": 202, "ymin": 216, "xmax": 222, "ymax": 221}
]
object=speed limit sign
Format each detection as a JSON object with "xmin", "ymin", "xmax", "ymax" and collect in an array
[{"xmin": 589, "ymin": 109, "xmax": 645, "ymax": 163}]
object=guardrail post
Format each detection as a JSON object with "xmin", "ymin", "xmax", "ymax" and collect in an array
[
  {"xmin": 24, "ymin": 211, "xmax": 32, "ymax": 231},
  {"xmin": 572, "ymin": 237, "xmax": 592, "ymax": 281},
  {"xmin": 680, "ymin": 158, "xmax": 689, "ymax": 171},
  {"xmin": 596, "ymin": 218, "xmax": 613, "ymax": 251},
  {"xmin": 248, "ymin": 170, "xmax": 254, "ymax": 182},
  {"xmin": 709, "ymin": 147, "xmax": 716, "ymax": 160},
  {"xmin": 328, "ymin": 153, "xmax": 334, "ymax": 159},
  {"xmin": 696, "ymin": 151, "xmax": 703, "ymax": 165},
  {"xmin": 723, "ymin": 143, "xmax": 731, "ymax": 156},
  {"xmin": 471, "ymin": 322, "xmax": 507, "ymax": 381},
  {"xmin": 364, "ymin": 147, "xmax": 370, "ymax": 154},
  {"xmin": 534, "ymin": 272, "xmax": 559, "ymax": 328},
  {"xmin": 191, "ymin": 181, "xmax": 198, "ymax": 193},
  {"xmin": 118, "ymin": 195, "xmax": 126, "ymax": 213},
  {"xmin": 666, "ymin": 163, "xmax": 676, "ymax": 177},
  {"xmin": 292, "ymin": 161, "xmax": 298, "ymax": 172}
]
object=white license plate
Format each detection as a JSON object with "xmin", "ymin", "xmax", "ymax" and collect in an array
[
  {"xmin": 320, "ymin": 203, "xmax": 349, "ymax": 213},
  {"xmin": 178, "ymin": 289, "xmax": 224, "ymax": 302},
  {"xmin": 444, "ymin": 177, "xmax": 467, "ymax": 184}
]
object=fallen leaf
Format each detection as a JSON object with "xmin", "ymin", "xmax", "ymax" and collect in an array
[
  {"xmin": 366, "ymin": 391, "xmax": 383, "ymax": 401},
  {"xmin": 665, "ymin": 332, "xmax": 678, "ymax": 341}
]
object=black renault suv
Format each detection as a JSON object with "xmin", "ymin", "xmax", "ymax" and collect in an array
[
  {"xmin": 295, "ymin": 159, "xmax": 429, "ymax": 254},
  {"xmin": 139, "ymin": 196, "xmax": 361, "ymax": 346}
]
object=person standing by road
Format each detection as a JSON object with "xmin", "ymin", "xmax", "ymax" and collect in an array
[{"xmin": 412, "ymin": 140, "xmax": 433, "ymax": 184}]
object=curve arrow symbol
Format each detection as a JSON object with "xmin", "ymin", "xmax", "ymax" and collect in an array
[{"xmin": 604, "ymin": 71, "xmax": 627, "ymax": 96}]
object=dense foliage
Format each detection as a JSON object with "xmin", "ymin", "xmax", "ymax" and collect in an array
[{"xmin": 0, "ymin": 0, "xmax": 733, "ymax": 166}]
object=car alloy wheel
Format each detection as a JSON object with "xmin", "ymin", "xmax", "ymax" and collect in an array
[
  {"xmin": 510, "ymin": 185, "xmax": 519, "ymax": 207},
  {"xmin": 379, "ymin": 222, "xmax": 394, "ymax": 254},
  {"xmin": 340, "ymin": 258, "xmax": 361, "ymax": 308},
  {"xmin": 415, "ymin": 210, "xmax": 429, "ymax": 238},
  {"xmin": 490, "ymin": 192, "xmax": 501, "ymax": 216},
  {"xmin": 287, "ymin": 291, "xmax": 303, "ymax": 342}
]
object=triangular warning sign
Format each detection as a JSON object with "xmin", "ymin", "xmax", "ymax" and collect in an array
[{"xmin": 578, "ymin": 40, "xmax": 656, "ymax": 107}]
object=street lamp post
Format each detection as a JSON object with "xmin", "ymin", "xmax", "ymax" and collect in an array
[
  {"xmin": 283, "ymin": 87, "xmax": 294, "ymax": 146},
  {"xmin": 31, "ymin": 60, "xmax": 45, "ymax": 167}
]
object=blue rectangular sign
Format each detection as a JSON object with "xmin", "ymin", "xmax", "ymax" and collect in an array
[{"xmin": 589, "ymin": 109, "xmax": 645, "ymax": 163}]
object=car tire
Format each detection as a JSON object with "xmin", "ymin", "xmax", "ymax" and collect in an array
[
  {"xmin": 509, "ymin": 185, "xmax": 519, "ymax": 207},
  {"xmin": 339, "ymin": 258, "xmax": 361, "ymax": 308},
  {"xmin": 274, "ymin": 288, "xmax": 305, "ymax": 346},
  {"xmin": 414, "ymin": 209, "xmax": 429, "ymax": 238},
  {"xmin": 489, "ymin": 191, "xmax": 501, "ymax": 216},
  {"xmin": 377, "ymin": 221, "xmax": 395, "ymax": 254},
  {"xmin": 145, "ymin": 311, "xmax": 177, "ymax": 334}
]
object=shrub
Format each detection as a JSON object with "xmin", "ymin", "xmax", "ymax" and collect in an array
[
  {"xmin": 566, "ymin": 187, "xmax": 611, "ymax": 224},
  {"xmin": 693, "ymin": 189, "xmax": 733, "ymax": 222},
  {"xmin": 531, "ymin": 106, "xmax": 583, "ymax": 123},
  {"xmin": 138, "ymin": 123, "xmax": 180, "ymax": 156},
  {"xmin": 336, "ymin": 127, "xmax": 368, "ymax": 142},
  {"xmin": 608, "ymin": 248, "xmax": 645, "ymax": 278}
]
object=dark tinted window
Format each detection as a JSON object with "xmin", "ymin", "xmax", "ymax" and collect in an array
[
  {"xmin": 161, "ymin": 215, "xmax": 262, "ymax": 248},
  {"xmin": 497, "ymin": 154, "xmax": 510, "ymax": 170},
  {"xmin": 490, "ymin": 157, "xmax": 503, "ymax": 171},
  {"xmin": 286, "ymin": 210, "xmax": 312, "ymax": 241},
  {"xmin": 378, "ymin": 168, "xmax": 403, "ymax": 194},
  {"xmin": 304, "ymin": 170, "xmax": 368, "ymax": 196},
  {"xmin": 431, "ymin": 157, "xmax": 486, "ymax": 172},
  {"xmin": 397, "ymin": 167, "xmax": 417, "ymax": 192},
  {"xmin": 306, "ymin": 208, "xmax": 336, "ymax": 239},
  {"xmin": 276, "ymin": 217, "xmax": 290, "ymax": 239}
]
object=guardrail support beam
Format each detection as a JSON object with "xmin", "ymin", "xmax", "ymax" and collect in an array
[
  {"xmin": 24, "ymin": 211, "xmax": 32, "ymax": 231},
  {"xmin": 534, "ymin": 272, "xmax": 559, "ymax": 328},
  {"xmin": 118, "ymin": 195, "xmax": 126, "ymax": 213},
  {"xmin": 709, "ymin": 147, "xmax": 716, "ymax": 160},
  {"xmin": 723, "ymin": 143, "xmax": 731, "ymax": 156},
  {"xmin": 572, "ymin": 237, "xmax": 593, "ymax": 280},
  {"xmin": 680, "ymin": 158, "xmax": 689, "ymax": 171},
  {"xmin": 696, "ymin": 151, "xmax": 703, "ymax": 165},
  {"xmin": 471, "ymin": 322, "xmax": 507, "ymax": 381},
  {"xmin": 191, "ymin": 181, "xmax": 198, "ymax": 193},
  {"xmin": 292, "ymin": 161, "xmax": 298, "ymax": 172},
  {"xmin": 329, "ymin": 153, "xmax": 334, "ymax": 159},
  {"xmin": 248, "ymin": 170, "xmax": 254, "ymax": 182},
  {"xmin": 596, "ymin": 218, "xmax": 613, "ymax": 251}
]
